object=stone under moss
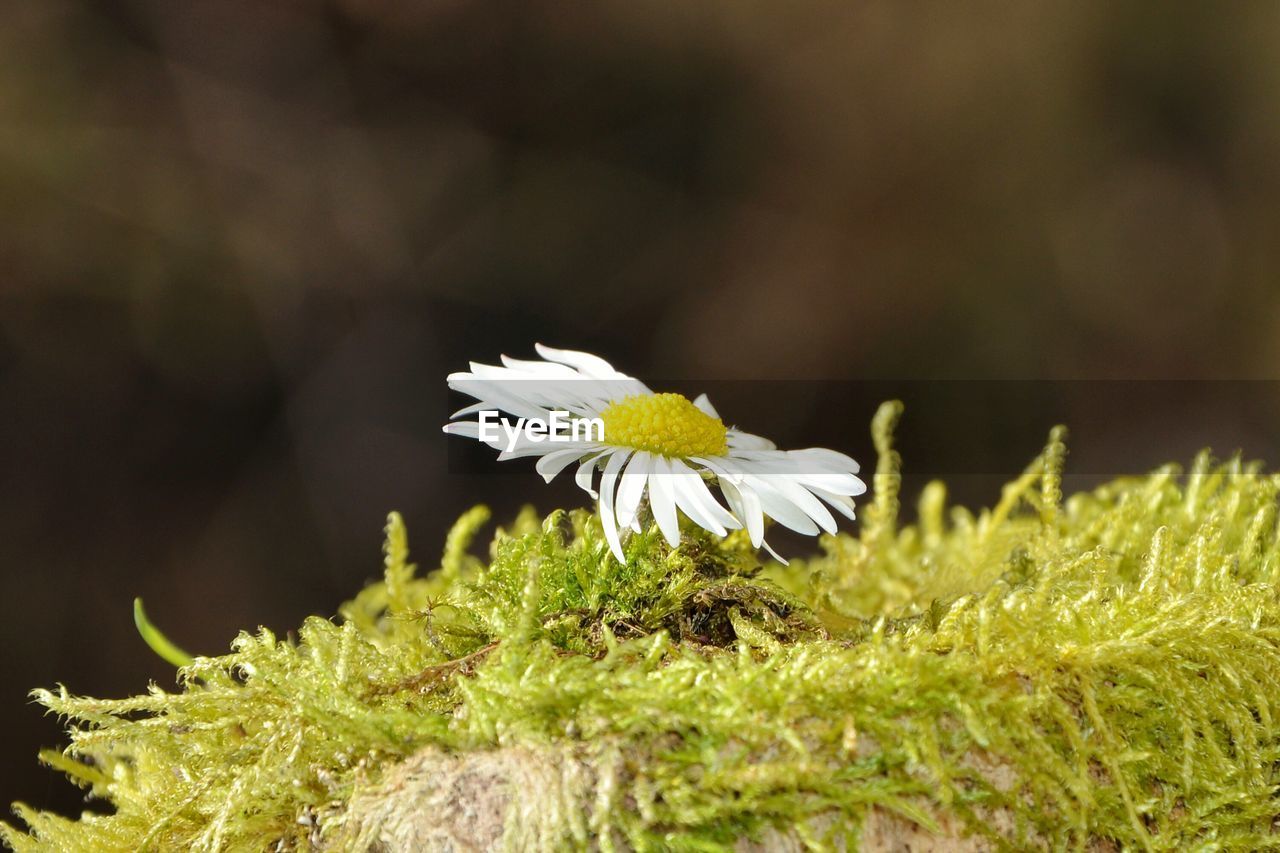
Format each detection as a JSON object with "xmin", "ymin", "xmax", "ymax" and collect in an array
[{"xmin": 5, "ymin": 402, "xmax": 1280, "ymax": 851}]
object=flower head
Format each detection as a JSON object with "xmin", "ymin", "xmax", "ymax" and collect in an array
[{"xmin": 443, "ymin": 344, "xmax": 866, "ymax": 563}]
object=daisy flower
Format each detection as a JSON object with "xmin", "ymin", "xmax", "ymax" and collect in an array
[{"xmin": 443, "ymin": 344, "xmax": 866, "ymax": 563}]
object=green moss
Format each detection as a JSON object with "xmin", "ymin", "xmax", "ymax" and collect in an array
[{"xmin": 6, "ymin": 403, "xmax": 1280, "ymax": 851}]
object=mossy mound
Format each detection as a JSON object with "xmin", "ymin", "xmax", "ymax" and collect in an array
[{"xmin": 5, "ymin": 403, "xmax": 1280, "ymax": 851}]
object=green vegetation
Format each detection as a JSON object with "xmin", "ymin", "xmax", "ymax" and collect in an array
[{"xmin": 5, "ymin": 402, "xmax": 1280, "ymax": 851}]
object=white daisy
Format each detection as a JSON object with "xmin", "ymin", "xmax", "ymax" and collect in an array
[{"xmin": 443, "ymin": 344, "xmax": 866, "ymax": 563}]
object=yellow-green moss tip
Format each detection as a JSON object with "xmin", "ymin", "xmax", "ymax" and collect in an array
[
  {"xmin": 133, "ymin": 597, "xmax": 195, "ymax": 668},
  {"xmin": 7, "ymin": 406, "xmax": 1280, "ymax": 851},
  {"xmin": 863, "ymin": 399, "xmax": 904, "ymax": 546}
]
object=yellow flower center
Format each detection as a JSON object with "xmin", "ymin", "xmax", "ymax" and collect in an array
[{"xmin": 599, "ymin": 393, "xmax": 728, "ymax": 458}]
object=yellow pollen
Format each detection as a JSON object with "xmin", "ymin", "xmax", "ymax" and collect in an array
[{"xmin": 599, "ymin": 393, "xmax": 728, "ymax": 458}]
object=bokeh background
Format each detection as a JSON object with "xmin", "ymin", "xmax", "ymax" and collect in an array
[{"xmin": 5, "ymin": 0, "xmax": 1280, "ymax": 817}]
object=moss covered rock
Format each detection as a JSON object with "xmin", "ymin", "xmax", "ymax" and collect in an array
[{"xmin": 6, "ymin": 404, "xmax": 1280, "ymax": 851}]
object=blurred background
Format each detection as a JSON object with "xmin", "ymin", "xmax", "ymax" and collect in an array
[{"xmin": 4, "ymin": 0, "xmax": 1280, "ymax": 817}]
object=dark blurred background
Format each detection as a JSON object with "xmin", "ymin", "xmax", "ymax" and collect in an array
[{"xmin": 5, "ymin": 0, "xmax": 1280, "ymax": 818}]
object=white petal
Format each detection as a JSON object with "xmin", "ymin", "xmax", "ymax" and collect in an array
[
  {"xmin": 790, "ymin": 471, "xmax": 867, "ymax": 497},
  {"xmin": 690, "ymin": 455, "xmax": 745, "ymax": 486},
  {"xmin": 669, "ymin": 478, "xmax": 727, "ymax": 536},
  {"xmin": 772, "ymin": 477, "xmax": 838, "ymax": 533},
  {"xmin": 615, "ymin": 452, "xmax": 652, "ymax": 529},
  {"xmin": 692, "ymin": 393, "xmax": 719, "ymax": 419},
  {"xmin": 720, "ymin": 478, "xmax": 764, "ymax": 547},
  {"xmin": 497, "ymin": 436, "xmax": 593, "ymax": 461},
  {"xmin": 727, "ymin": 456, "xmax": 841, "ymax": 534},
  {"xmin": 668, "ymin": 458, "xmax": 740, "ymax": 535},
  {"xmin": 442, "ymin": 421, "xmax": 482, "ymax": 438},
  {"xmin": 466, "ymin": 361, "xmax": 507, "ymax": 377},
  {"xmin": 699, "ymin": 453, "xmax": 845, "ymax": 540},
  {"xmin": 808, "ymin": 487, "xmax": 858, "ymax": 520},
  {"xmin": 787, "ymin": 447, "xmax": 861, "ymax": 475},
  {"xmin": 450, "ymin": 401, "xmax": 490, "ymax": 418},
  {"xmin": 698, "ymin": 454, "xmax": 837, "ymax": 536},
  {"xmin": 728, "ymin": 449, "xmax": 862, "ymax": 489},
  {"xmin": 760, "ymin": 538, "xmax": 788, "ymax": 565},
  {"xmin": 647, "ymin": 456, "xmax": 682, "ymax": 548},
  {"xmin": 498, "ymin": 355, "xmax": 581, "ymax": 377},
  {"xmin": 535, "ymin": 447, "xmax": 591, "ymax": 483},
  {"xmin": 726, "ymin": 429, "xmax": 777, "ymax": 451},
  {"xmin": 534, "ymin": 343, "xmax": 625, "ymax": 379},
  {"xmin": 575, "ymin": 450, "xmax": 610, "ymax": 499},
  {"xmin": 598, "ymin": 450, "xmax": 632, "ymax": 562},
  {"xmin": 532, "ymin": 345, "xmax": 653, "ymax": 397},
  {"xmin": 740, "ymin": 475, "xmax": 821, "ymax": 535},
  {"xmin": 446, "ymin": 378, "xmax": 549, "ymax": 422}
]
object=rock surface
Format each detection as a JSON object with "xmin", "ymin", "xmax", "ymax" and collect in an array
[{"xmin": 333, "ymin": 745, "xmax": 1020, "ymax": 852}]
